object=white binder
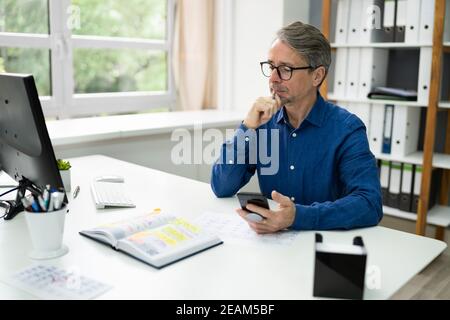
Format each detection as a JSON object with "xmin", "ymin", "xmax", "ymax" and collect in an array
[
  {"xmin": 396, "ymin": 0, "xmax": 407, "ymax": 27},
  {"xmin": 348, "ymin": 0, "xmax": 363, "ymax": 44},
  {"xmin": 358, "ymin": 48, "xmax": 389, "ymax": 99},
  {"xmin": 333, "ymin": 48, "xmax": 348, "ymax": 98},
  {"xmin": 418, "ymin": 0, "xmax": 435, "ymax": 45},
  {"xmin": 382, "ymin": 0, "xmax": 396, "ymax": 42},
  {"xmin": 383, "ymin": 0, "xmax": 396, "ymax": 28},
  {"xmin": 445, "ymin": 0, "xmax": 450, "ymax": 43},
  {"xmin": 336, "ymin": 0, "xmax": 351, "ymax": 43},
  {"xmin": 405, "ymin": 0, "xmax": 421, "ymax": 44},
  {"xmin": 395, "ymin": 0, "xmax": 407, "ymax": 41},
  {"xmin": 343, "ymin": 102, "xmax": 371, "ymax": 135},
  {"xmin": 391, "ymin": 105, "xmax": 421, "ymax": 157},
  {"xmin": 417, "ymin": 47, "xmax": 432, "ymax": 105},
  {"xmin": 361, "ymin": 0, "xmax": 385, "ymax": 44},
  {"xmin": 345, "ymin": 48, "xmax": 361, "ymax": 99},
  {"xmin": 360, "ymin": 0, "xmax": 384, "ymax": 44},
  {"xmin": 369, "ymin": 104, "xmax": 385, "ymax": 154},
  {"xmin": 353, "ymin": 103, "xmax": 372, "ymax": 137},
  {"xmin": 340, "ymin": 101, "xmax": 355, "ymax": 113}
]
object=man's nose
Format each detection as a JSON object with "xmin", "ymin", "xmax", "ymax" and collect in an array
[{"xmin": 269, "ymin": 68, "xmax": 281, "ymax": 82}]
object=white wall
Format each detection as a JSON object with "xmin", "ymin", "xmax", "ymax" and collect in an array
[
  {"xmin": 283, "ymin": 0, "xmax": 310, "ymax": 25},
  {"xmin": 229, "ymin": 0, "xmax": 285, "ymax": 112},
  {"xmin": 218, "ymin": 0, "xmax": 312, "ymax": 112}
]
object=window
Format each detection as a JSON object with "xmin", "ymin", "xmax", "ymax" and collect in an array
[{"xmin": 0, "ymin": 0, "xmax": 175, "ymax": 118}]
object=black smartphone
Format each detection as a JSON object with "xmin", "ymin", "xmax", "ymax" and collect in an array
[{"xmin": 237, "ymin": 192, "xmax": 269, "ymax": 212}]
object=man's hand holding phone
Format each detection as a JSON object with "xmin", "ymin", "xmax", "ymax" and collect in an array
[{"xmin": 236, "ymin": 190, "xmax": 296, "ymax": 234}]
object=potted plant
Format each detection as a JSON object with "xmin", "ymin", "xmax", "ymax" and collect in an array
[{"xmin": 57, "ymin": 159, "xmax": 72, "ymax": 192}]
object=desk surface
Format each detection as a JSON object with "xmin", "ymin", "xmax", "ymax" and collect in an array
[{"xmin": 0, "ymin": 155, "xmax": 447, "ymax": 299}]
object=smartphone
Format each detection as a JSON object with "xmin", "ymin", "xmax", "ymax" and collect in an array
[{"xmin": 237, "ymin": 192, "xmax": 269, "ymax": 212}]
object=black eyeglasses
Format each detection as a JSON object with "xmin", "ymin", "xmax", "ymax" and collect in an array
[{"xmin": 260, "ymin": 61, "xmax": 315, "ymax": 80}]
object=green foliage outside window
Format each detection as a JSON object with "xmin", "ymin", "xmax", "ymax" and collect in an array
[{"xmin": 0, "ymin": 0, "xmax": 167, "ymax": 96}]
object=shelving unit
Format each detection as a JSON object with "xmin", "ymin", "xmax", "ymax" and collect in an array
[
  {"xmin": 331, "ymin": 43, "xmax": 432, "ymax": 48},
  {"xmin": 383, "ymin": 205, "xmax": 450, "ymax": 227},
  {"xmin": 373, "ymin": 152, "xmax": 450, "ymax": 170},
  {"xmin": 327, "ymin": 93, "xmax": 426, "ymax": 107},
  {"xmin": 321, "ymin": 0, "xmax": 450, "ymax": 239}
]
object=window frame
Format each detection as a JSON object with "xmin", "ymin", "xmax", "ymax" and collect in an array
[{"xmin": 0, "ymin": 0, "xmax": 175, "ymax": 119}]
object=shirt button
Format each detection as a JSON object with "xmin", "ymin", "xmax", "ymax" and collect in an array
[
  {"xmin": 290, "ymin": 165, "xmax": 295, "ymax": 170},
  {"xmin": 245, "ymin": 137, "xmax": 249, "ymax": 142},
  {"xmin": 292, "ymin": 133, "xmax": 297, "ymax": 138},
  {"xmin": 290, "ymin": 197, "xmax": 295, "ymax": 202}
]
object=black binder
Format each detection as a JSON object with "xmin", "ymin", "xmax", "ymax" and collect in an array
[
  {"xmin": 313, "ymin": 233, "xmax": 367, "ymax": 300},
  {"xmin": 399, "ymin": 163, "xmax": 414, "ymax": 212},
  {"xmin": 411, "ymin": 167, "xmax": 442, "ymax": 213}
]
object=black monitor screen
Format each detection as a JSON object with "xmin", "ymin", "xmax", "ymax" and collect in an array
[{"xmin": 0, "ymin": 73, "xmax": 67, "ymax": 220}]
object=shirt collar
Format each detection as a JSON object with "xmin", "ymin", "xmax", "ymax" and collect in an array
[{"xmin": 276, "ymin": 92, "xmax": 327, "ymax": 128}]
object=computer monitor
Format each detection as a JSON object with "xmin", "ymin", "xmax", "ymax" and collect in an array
[{"xmin": 0, "ymin": 73, "xmax": 67, "ymax": 220}]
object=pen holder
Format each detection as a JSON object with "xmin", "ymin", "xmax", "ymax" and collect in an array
[{"xmin": 25, "ymin": 204, "xmax": 69, "ymax": 260}]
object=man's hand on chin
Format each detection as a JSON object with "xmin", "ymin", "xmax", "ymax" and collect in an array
[{"xmin": 236, "ymin": 190, "xmax": 296, "ymax": 234}]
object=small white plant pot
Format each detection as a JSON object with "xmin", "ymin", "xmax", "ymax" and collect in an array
[{"xmin": 60, "ymin": 170, "xmax": 71, "ymax": 192}]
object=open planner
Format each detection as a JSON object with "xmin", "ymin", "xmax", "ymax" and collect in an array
[{"xmin": 79, "ymin": 210, "xmax": 223, "ymax": 268}]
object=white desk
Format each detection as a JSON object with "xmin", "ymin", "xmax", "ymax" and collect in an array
[{"xmin": 0, "ymin": 155, "xmax": 447, "ymax": 299}]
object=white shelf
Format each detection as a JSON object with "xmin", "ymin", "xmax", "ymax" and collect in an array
[
  {"xmin": 374, "ymin": 152, "xmax": 450, "ymax": 170},
  {"xmin": 433, "ymin": 153, "xmax": 450, "ymax": 170},
  {"xmin": 374, "ymin": 152, "xmax": 422, "ymax": 166},
  {"xmin": 383, "ymin": 205, "xmax": 450, "ymax": 227},
  {"xmin": 444, "ymin": 42, "xmax": 450, "ymax": 47},
  {"xmin": 331, "ymin": 42, "xmax": 432, "ymax": 49},
  {"xmin": 439, "ymin": 101, "xmax": 450, "ymax": 109},
  {"xmin": 327, "ymin": 93, "xmax": 426, "ymax": 107}
]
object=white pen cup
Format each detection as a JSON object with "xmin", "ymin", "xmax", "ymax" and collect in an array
[{"xmin": 25, "ymin": 204, "xmax": 69, "ymax": 260}]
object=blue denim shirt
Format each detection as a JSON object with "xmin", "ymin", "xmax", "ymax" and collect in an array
[{"xmin": 211, "ymin": 93, "xmax": 383, "ymax": 230}]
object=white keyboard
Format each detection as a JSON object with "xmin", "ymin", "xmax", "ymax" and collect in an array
[{"xmin": 91, "ymin": 181, "xmax": 136, "ymax": 209}]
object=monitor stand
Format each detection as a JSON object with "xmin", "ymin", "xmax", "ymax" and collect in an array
[{"xmin": 1, "ymin": 178, "xmax": 40, "ymax": 220}]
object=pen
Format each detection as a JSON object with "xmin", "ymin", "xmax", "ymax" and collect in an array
[
  {"xmin": 37, "ymin": 195, "xmax": 47, "ymax": 212},
  {"xmin": 48, "ymin": 193, "xmax": 54, "ymax": 212},
  {"xmin": 30, "ymin": 196, "xmax": 40, "ymax": 213},
  {"xmin": 52, "ymin": 192, "xmax": 63, "ymax": 210},
  {"xmin": 43, "ymin": 185, "xmax": 50, "ymax": 209},
  {"xmin": 73, "ymin": 186, "xmax": 80, "ymax": 199}
]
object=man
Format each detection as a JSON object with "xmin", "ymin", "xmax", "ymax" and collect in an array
[{"xmin": 211, "ymin": 21, "xmax": 382, "ymax": 233}]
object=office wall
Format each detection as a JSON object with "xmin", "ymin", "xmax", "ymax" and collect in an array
[
  {"xmin": 223, "ymin": 0, "xmax": 312, "ymax": 112},
  {"xmin": 283, "ymin": 0, "xmax": 310, "ymax": 25},
  {"xmin": 229, "ymin": 0, "xmax": 284, "ymax": 111}
]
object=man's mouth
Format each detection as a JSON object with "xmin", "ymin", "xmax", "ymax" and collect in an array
[{"xmin": 271, "ymin": 87, "xmax": 287, "ymax": 94}]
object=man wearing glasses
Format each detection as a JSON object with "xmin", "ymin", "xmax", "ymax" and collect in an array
[{"xmin": 211, "ymin": 21, "xmax": 382, "ymax": 233}]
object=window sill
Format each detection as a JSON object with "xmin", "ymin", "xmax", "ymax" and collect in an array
[{"xmin": 47, "ymin": 110, "xmax": 245, "ymax": 147}]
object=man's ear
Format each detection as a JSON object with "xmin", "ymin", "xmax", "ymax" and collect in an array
[{"xmin": 312, "ymin": 66, "xmax": 326, "ymax": 87}]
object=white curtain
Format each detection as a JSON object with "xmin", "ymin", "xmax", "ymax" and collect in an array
[{"xmin": 173, "ymin": 0, "xmax": 217, "ymax": 111}]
